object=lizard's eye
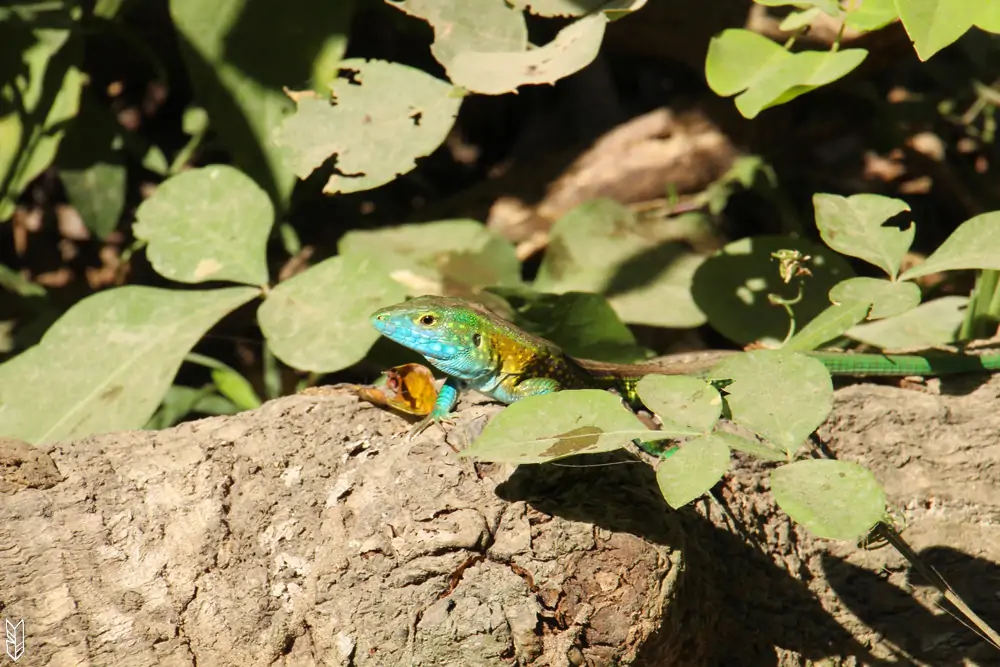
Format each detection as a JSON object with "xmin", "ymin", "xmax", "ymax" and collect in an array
[
  {"xmin": 419, "ymin": 314, "xmax": 437, "ymax": 326},
  {"xmin": 472, "ymin": 333, "xmax": 482, "ymax": 347}
]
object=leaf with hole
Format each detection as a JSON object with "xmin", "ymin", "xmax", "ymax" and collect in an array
[
  {"xmin": 274, "ymin": 59, "xmax": 461, "ymax": 194},
  {"xmin": 447, "ymin": 13, "xmax": 607, "ymax": 95}
]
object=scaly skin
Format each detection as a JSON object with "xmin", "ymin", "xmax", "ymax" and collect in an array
[{"xmin": 370, "ymin": 295, "xmax": 1000, "ymax": 436}]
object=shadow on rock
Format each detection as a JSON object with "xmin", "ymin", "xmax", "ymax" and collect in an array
[
  {"xmin": 823, "ymin": 546, "xmax": 1000, "ymax": 666},
  {"xmin": 496, "ymin": 456, "xmax": 887, "ymax": 666}
]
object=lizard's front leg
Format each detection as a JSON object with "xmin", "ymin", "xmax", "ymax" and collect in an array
[{"xmin": 409, "ymin": 377, "xmax": 464, "ymax": 439}]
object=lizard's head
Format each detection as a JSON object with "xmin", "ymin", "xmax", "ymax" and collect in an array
[{"xmin": 370, "ymin": 296, "xmax": 492, "ymax": 379}]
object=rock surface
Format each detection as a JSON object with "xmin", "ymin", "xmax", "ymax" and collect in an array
[{"xmin": 3, "ymin": 376, "xmax": 999, "ymax": 666}]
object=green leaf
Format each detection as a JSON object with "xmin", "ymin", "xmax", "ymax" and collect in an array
[
  {"xmin": 56, "ymin": 91, "xmax": 126, "ymax": 239},
  {"xmin": 814, "ymin": 193, "xmax": 914, "ymax": 279},
  {"xmin": 338, "ymin": 219, "xmax": 521, "ymax": 293},
  {"xmin": 192, "ymin": 393, "xmax": 241, "ymax": 416},
  {"xmin": 388, "ymin": 0, "xmax": 527, "ymax": 70},
  {"xmin": 487, "ymin": 288, "xmax": 652, "ymax": 363},
  {"xmin": 184, "ymin": 353, "xmax": 261, "ymax": 410},
  {"xmin": 734, "ymin": 48, "xmax": 868, "ymax": 119},
  {"xmin": 635, "ymin": 375, "xmax": 722, "ymax": 433},
  {"xmin": 899, "ymin": 211, "xmax": 1000, "ymax": 280},
  {"xmin": 274, "ymin": 58, "xmax": 461, "ymax": 194},
  {"xmin": 60, "ymin": 160, "xmax": 126, "ymax": 239},
  {"xmin": 211, "ymin": 368, "xmax": 261, "ymax": 411},
  {"xmin": 182, "ymin": 106, "xmax": 209, "ymax": 135},
  {"xmin": 447, "ymin": 13, "xmax": 607, "ymax": 95},
  {"xmin": 705, "ymin": 29, "xmax": 866, "ymax": 119},
  {"xmin": 847, "ymin": 295, "xmax": 967, "ymax": 348},
  {"xmin": 691, "ymin": 235, "xmax": 854, "ymax": 346},
  {"xmin": 894, "ymin": 0, "xmax": 977, "ymax": 61},
  {"xmin": 978, "ymin": 2, "xmax": 1000, "ymax": 31},
  {"xmin": 145, "ymin": 385, "xmax": 218, "ymax": 430},
  {"xmin": 780, "ymin": 7, "xmax": 823, "ymax": 32},
  {"xmin": 0, "ymin": 23, "xmax": 84, "ymax": 220},
  {"xmin": 0, "ymin": 286, "xmax": 259, "ymax": 444},
  {"xmin": 713, "ymin": 350, "xmax": 833, "ymax": 455},
  {"xmin": 784, "ymin": 300, "xmax": 872, "ymax": 352},
  {"xmin": 706, "ymin": 29, "xmax": 789, "ymax": 97},
  {"xmin": 534, "ymin": 200, "xmax": 707, "ymax": 328},
  {"xmin": 0, "ymin": 263, "xmax": 46, "ymax": 297},
  {"xmin": 169, "ymin": 0, "xmax": 354, "ymax": 207},
  {"xmin": 133, "ymin": 165, "xmax": 273, "ymax": 286},
  {"xmin": 460, "ymin": 389, "xmax": 693, "ymax": 464},
  {"xmin": 829, "ymin": 277, "xmax": 921, "ymax": 320},
  {"xmin": 844, "ymin": 0, "xmax": 899, "ymax": 31},
  {"xmin": 713, "ymin": 430, "xmax": 786, "ymax": 461},
  {"xmin": 655, "ymin": 435, "xmax": 731, "ymax": 508},
  {"xmin": 771, "ymin": 459, "xmax": 886, "ymax": 541},
  {"xmin": 258, "ymin": 254, "xmax": 407, "ymax": 372}
]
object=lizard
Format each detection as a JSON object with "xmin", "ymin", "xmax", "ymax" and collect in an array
[{"xmin": 369, "ymin": 295, "xmax": 1000, "ymax": 438}]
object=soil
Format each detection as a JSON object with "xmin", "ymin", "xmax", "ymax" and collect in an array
[{"xmin": 3, "ymin": 376, "xmax": 1000, "ymax": 667}]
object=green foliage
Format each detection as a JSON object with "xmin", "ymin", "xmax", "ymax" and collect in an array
[
  {"xmin": 56, "ymin": 91, "xmax": 127, "ymax": 239},
  {"xmin": 0, "ymin": 286, "xmax": 258, "ymax": 443},
  {"xmin": 692, "ymin": 235, "xmax": 854, "ymax": 346},
  {"xmin": 706, "ymin": 28, "xmax": 867, "ymax": 119},
  {"xmin": 655, "ymin": 436, "xmax": 731, "ymax": 509},
  {"xmin": 134, "ymin": 166, "xmax": 273, "ymax": 285},
  {"xmin": 705, "ymin": 0, "xmax": 1000, "ymax": 119},
  {"xmin": 635, "ymin": 375, "xmax": 721, "ymax": 434},
  {"xmin": 814, "ymin": 194, "xmax": 914, "ymax": 280},
  {"xmin": 771, "ymin": 459, "xmax": 886, "ymax": 540},
  {"xmin": 0, "ymin": 5, "xmax": 85, "ymax": 219},
  {"xmin": 339, "ymin": 219, "xmax": 522, "ymax": 292},
  {"xmin": 895, "ymin": 0, "xmax": 1000, "ymax": 61},
  {"xmin": 168, "ymin": 0, "xmax": 353, "ymax": 207},
  {"xmin": 847, "ymin": 296, "xmax": 970, "ymax": 348},
  {"xmin": 713, "ymin": 350, "xmax": 833, "ymax": 455},
  {"xmin": 385, "ymin": 1, "xmax": 624, "ymax": 95},
  {"xmin": 828, "ymin": 278, "xmax": 921, "ymax": 320},
  {"xmin": 274, "ymin": 59, "xmax": 463, "ymax": 194},
  {"xmin": 534, "ymin": 199, "xmax": 707, "ymax": 328},
  {"xmin": 258, "ymin": 254, "xmax": 407, "ymax": 372},
  {"xmin": 459, "ymin": 389, "xmax": 693, "ymax": 464}
]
